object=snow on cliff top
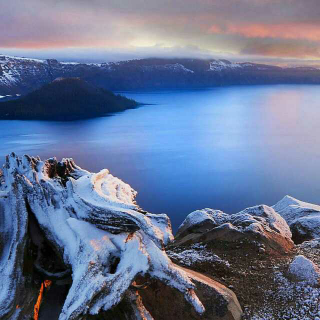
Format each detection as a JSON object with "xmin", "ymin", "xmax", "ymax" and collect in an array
[
  {"xmin": 209, "ymin": 60, "xmax": 242, "ymax": 71},
  {"xmin": 0, "ymin": 55, "xmax": 45, "ymax": 64},
  {"xmin": 208, "ymin": 60, "xmax": 256, "ymax": 71}
]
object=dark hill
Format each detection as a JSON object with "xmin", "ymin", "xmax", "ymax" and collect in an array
[{"xmin": 0, "ymin": 77, "xmax": 138, "ymax": 120}]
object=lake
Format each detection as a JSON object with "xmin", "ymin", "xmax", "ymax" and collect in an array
[{"xmin": 1, "ymin": 85, "xmax": 320, "ymax": 231}]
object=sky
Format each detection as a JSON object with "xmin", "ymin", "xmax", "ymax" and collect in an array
[{"xmin": 1, "ymin": 0, "xmax": 320, "ymax": 65}]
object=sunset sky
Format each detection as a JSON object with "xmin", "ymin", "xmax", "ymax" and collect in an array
[{"xmin": 1, "ymin": 0, "xmax": 320, "ymax": 65}]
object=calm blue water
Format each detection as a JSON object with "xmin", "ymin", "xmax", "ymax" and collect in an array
[{"xmin": 1, "ymin": 85, "xmax": 320, "ymax": 231}]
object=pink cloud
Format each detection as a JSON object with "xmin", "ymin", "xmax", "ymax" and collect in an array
[{"xmin": 208, "ymin": 22, "xmax": 320, "ymax": 42}]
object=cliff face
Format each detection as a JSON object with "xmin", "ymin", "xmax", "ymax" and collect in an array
[{"xmin": 1, "ymin": 55, "xmax": 320, "ymax": 95}]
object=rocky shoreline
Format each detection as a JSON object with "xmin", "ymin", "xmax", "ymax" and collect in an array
[{"xmin": 1, "ymin": 154, "xmax": 320, "ymax": 319}]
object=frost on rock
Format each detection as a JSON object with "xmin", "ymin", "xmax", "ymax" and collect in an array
[
  {"xmin": 250, "ymin": 271, "xmax": 320, "ymax": 320},
  {"xmin": 176, "ymin": 205, "xmax": 293, "ymax": 253},
  {"xmin": 273, "ymin": 195, "xmax": 320, "ymax": 243},
  {"xmin": 167, "ymin": 243, "xmax": 230, "ymax": 268},
  {"xmin": 176, "ymin": 208, "xmax": 229, "ymax": 238},
  {"xmin": 288, "ymin": 255, "xmax": 320, "ymax": 286},
  {"xmin": 300, "ymin": 238, "xmax": 320, "ymax": 249},
  {"xmin": 0, "ymin": 153, "xmax": 204, "ymax": 320},
  {"xmin": 236, "ymin": 205, "xmax": 292, "ymax": 240}
]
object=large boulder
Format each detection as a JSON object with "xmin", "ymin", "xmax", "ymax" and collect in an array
[
  {"xmin": 273, "ymin": 195, "xmax": 320, "ymax": 243},
  {"xmin": 176, "ymin": 209, "xmax": 229, "ymax": 240},
  {"xmin": 288, "ymin": 255, "xmax": 320, "ymax": 286},
  {"xmin": 137, "ymin": 265, "xmax": 242, "ymax": 320},
  {"xmin": 175, "ymin": 205, "xmax": 294, "ymax": 254}
]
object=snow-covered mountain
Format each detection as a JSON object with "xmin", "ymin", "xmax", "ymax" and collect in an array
[{"xmin": 1, "ymin": 55, "xmax": 320, "ymax": 95}]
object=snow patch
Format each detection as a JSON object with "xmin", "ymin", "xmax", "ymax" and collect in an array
[
  {"xmin": 208, "ymin": 60, "xmax": 242, "ymax": 71},
  {"xmin": 251, "ymin": 271, "xmax": 320, "ymax": 319},
  {"xmin": 142, "ymin": 63, "xmax": 194, "ymax": 73},
  {"xmin": 167, "ymin": 243, "xmax": 230, "ymax": 268}
]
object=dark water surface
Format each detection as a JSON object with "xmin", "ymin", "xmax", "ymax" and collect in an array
[{"xmin": 1, "ymin": 85, "xmax": 320, "ymax": 231}]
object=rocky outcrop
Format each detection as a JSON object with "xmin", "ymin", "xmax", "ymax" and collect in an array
[
  {"xmin": 273, "ymin": 195, "xmax": 320, "ymax": 244},
  {"xmin": 0, "ymin": 153, "xmax": 206, "ymax": 320},
  {"xmin": 175, "ymin": 205, "xmax": 294, "ymax": 254},
  {"xmin": 171, "ymin": 198, "xmax": 320, "ymax": 319},
  {"xmin": 7, "ymin": 152, "xmax": 320, "ymax": 319}
]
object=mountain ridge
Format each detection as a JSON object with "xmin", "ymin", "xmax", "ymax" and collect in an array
[{"xmin": 1, "ymin": 54, "xmax": 320, "ymax": 95}]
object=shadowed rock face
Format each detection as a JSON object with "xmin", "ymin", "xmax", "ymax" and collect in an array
[
  {"xmin": 137, "ymin": 265, "xmax": 242, "ymax": 320},
  {"xmin": 175, "ymin": 205, "xmax": 294, "ymax": 254},
  {"xmin": 0, "ymin": 153, "xmax": 206, "ymax": 320}
]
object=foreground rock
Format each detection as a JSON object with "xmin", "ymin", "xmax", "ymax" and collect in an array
[
  {"xmin": 171, "ymin": 198, "xmax": 320, "ymax": 319},
  {"xmin": 0, "ymin": 154, "xmax": 205, "ymax": 320},
  {"xmin": 37, "ymin": 264, "xmax": 243, "ymax": 320},
  {"xmin": 175, "ymin": 205, "xmax": 294, "ymax": 254},
  {"xmin": 273, "ymin": 195, "xmax": 320, "ymax": 244}
]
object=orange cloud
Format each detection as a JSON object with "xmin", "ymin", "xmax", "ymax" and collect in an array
[{"xmin": 209, "ymin": 22, "xmax": 320, "ymax": 42}]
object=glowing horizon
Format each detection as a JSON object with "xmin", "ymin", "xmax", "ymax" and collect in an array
[{"xmin": 2, "ymin": 0, "xmax": 320, "ymax": 66}]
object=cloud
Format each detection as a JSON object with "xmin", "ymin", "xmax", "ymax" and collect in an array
[
  {"xmin": 208, "ymin": 22, "xmax": 320, "ymax": 42},
  {"xmin": 2, "ymin": 0, "xmax": 320, "ymax": 62},
  {"xmin": 241, "ymin": 39, "xmax": 320, "ymax": 58}
]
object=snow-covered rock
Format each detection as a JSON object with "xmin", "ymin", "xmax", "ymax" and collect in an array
[
  {"xmin": 176, "ymin": 208, "xmax": 229, "ymax": 239},
  {"xmin": 288, "ymin": 255, "xmax": 320, "ymax": 285},
  {"xmin": 175, "ymin": 205, "xmax": 293, "ymax": 253},
  {"xmin": 273, "ymin": 196, "xmax": 320, "ymax": 225},
  {"xmin": 273, "ymin": 195, "xmax": 320, "ymax": 243},
  {"xmin": 299, "ymin": 237, "xmax": 320, "ymax": 249},
  {"xmin": 0, "ymin": 153, "xmax": 205, "ymax": 320}
]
